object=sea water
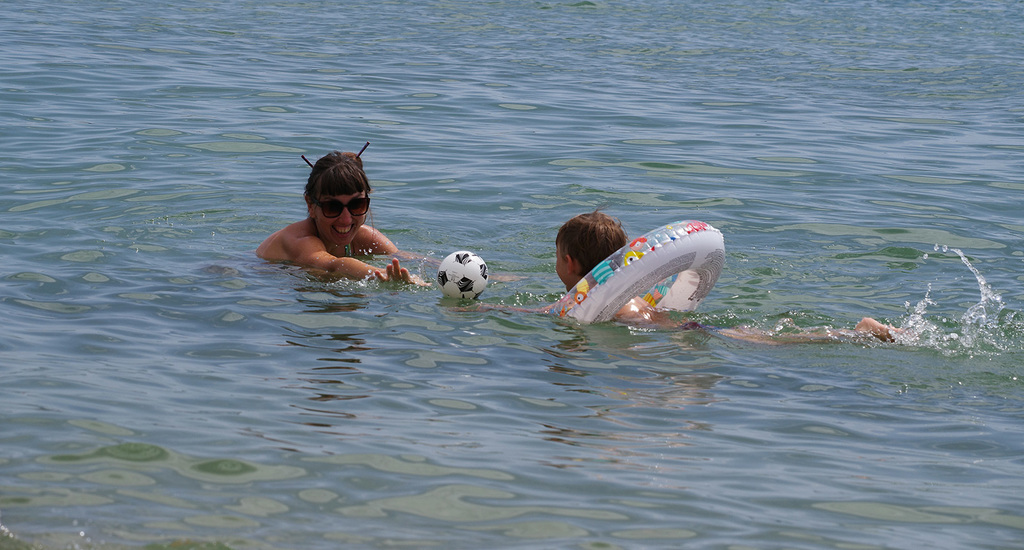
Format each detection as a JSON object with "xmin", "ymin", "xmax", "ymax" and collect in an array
[{"xmin": 2, "ymin": 1, "xmax": 1023, "ymax": 548}]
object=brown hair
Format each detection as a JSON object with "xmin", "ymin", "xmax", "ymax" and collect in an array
[
  {"xmin": 556, "ymin": 211, "xmax": 627, "ymax": 276},
  {"xmin": 304, "ymin": 151, "xmax": 371, "ymax": 199}
]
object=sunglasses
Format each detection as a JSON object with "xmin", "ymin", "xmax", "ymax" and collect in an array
[{"xmin": 312, "ymin": 196, "xmax": 370, "ymax": 218}]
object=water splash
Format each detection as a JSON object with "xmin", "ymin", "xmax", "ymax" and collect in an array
[{"xmin": 895, "ymin": 245, "xmax": 1018, "ymax": 356}]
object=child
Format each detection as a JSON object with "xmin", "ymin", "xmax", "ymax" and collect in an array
[
  {"xmin": 554, "ymin": 211, "xmax": 668, "ymax": 326},
  {"xmin": 554, "ymin": 211, "xmax": 898, "ymax": 342},
  {"xmin": 257, "ymin": 150, "xmax": 426, "ymax": 285}
]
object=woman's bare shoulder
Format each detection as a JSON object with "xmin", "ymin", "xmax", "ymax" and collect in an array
[
  {"xmin": 257, "ymin": 220, "xmax": 319, "ymax": 261},
  {"xmin": 354, "ymin": 225, "xmax": 398, "ymax": 255}
]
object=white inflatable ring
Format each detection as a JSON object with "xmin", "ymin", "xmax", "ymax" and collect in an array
[{"xmin": 548, "ymin": 220, "xmax": 725, "ymax": 324}]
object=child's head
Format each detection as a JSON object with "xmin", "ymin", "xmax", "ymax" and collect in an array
[
  {"xmin": 555, "ymin": 211, "xmax": 627, "ymax": 289},
  {"xmin": 304, "ymin": 151, "xmax": 371, "ymax": 199}
]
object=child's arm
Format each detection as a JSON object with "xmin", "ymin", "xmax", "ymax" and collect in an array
[
  {"xmin": 616, "ymin": 301, "xmax": 901, "ymax": 344},
  {"xmin": 715, "ymin": 318, "xmax": 900, "ymax": 344},
  {"xmin": 613, "ymin": 297, "xmax": 676, "ymax": 328}
]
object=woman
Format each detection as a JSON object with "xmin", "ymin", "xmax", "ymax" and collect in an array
[{"xmin": 257, "ymin": 150, "xmax": 425, "ymax": 285}]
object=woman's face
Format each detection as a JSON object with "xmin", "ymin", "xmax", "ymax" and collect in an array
[{"xmin": 306, "ymin": 191, "xmax": 369, "ymax": 252}]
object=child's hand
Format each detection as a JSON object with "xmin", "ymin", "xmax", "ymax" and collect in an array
[
  {"xmin": 855, "ymin": 317, "xmax": 898, "ymax": 342},
  {"xmin": 377, "ymin": 258, "xmax": 430, "ymax": 287}
]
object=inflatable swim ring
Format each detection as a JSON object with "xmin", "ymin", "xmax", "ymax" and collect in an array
[{"xmin": 548, "ymin": 220, "xmax": 725, "ymax": 324}]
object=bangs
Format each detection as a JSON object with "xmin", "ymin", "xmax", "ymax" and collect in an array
[{"xmin": 316, "ymin": 167, "xmax": 370, "ymax": 197}]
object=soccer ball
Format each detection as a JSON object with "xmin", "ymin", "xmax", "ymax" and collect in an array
[{"xmin": 437, "ymin": 251, "xmax": 489, "ymax": 299}]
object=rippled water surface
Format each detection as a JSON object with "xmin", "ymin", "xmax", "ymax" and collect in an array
[{"xmin": 3, "ymin": 1, "xmax": 1024, "ymax": 549}]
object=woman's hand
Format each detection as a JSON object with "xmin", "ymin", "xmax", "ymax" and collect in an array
[{"xmin": 377, "ymin": 258, "xmax": 430, "ymax": 286}]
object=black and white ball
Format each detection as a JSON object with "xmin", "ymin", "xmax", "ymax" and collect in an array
[{"xmin": 437, "ymin": 251, "xmax": 489, "ymax": 299}]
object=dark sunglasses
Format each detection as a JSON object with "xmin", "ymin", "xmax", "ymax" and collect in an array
[{"xmin": 312, "ymin": 196, "xmax": 370, "ymax": 218}]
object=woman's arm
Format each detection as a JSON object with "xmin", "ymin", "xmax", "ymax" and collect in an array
[{"xmin": 264, "ymin": 224, "xmax": 425, "ymax": 284}]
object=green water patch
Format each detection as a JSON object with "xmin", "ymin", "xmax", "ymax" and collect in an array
[
  {"xmin": 42, "ymin": 443, "xmax": 305, "ymax": 484},
  {"xmin": 0, "ymin": 530, "xmax": 239, "ymax": 550},
  {"xmin": 833, "ymin": 246, "xmax": 927, "ymax": 270},
  {"xmin": 813, "ymin": 502, "xmax": 1024, "ymax": 530},
  {"xmin": 0, "ymin": 532, "xmax": 37, "ymax": 550},
  {"xmin": 143, "ymin": 542, "xmax": 235, "ymax": 550},
  {"xmin": 307, "ymin": 453, "xmax": 515, "ymax": 480},
  {"xmin": 51, "ymin": 442, "xmax": 169, "ymax": 463},
  {"xmin": 770, "ymin": 223, "xmax": 1004, "ymax": 250},
  {"xmin": 337, "ymin": 483, "xmax": 628, "ymax": 522},
  {"xmin": 190, "ymin": 459, "xmax": 258, "ymax": 477}
]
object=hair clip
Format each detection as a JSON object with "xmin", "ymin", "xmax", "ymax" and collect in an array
[{"xmin": 301, "ymin": 141, "xmax": 370, "ymax": 168}]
